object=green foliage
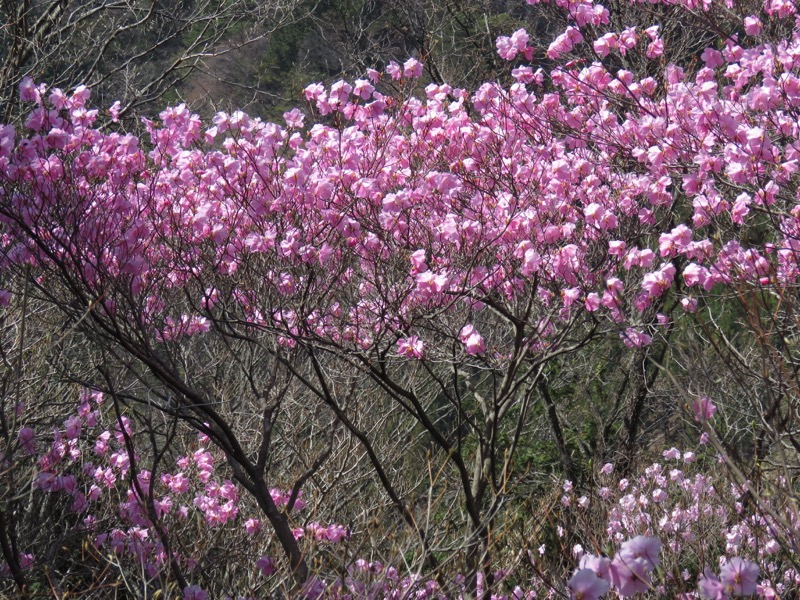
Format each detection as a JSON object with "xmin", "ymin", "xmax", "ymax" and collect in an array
[{"xmin": 259, "ymin": 19, "xmax": 316, "ymax": 90}]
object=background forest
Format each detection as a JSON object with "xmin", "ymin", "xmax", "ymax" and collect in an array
[
  {"xmin": 0, "ymin": 0, "xmax": 799, "ymax": 599},
  {"xmin": 1, "ymin": 0, "xmax": 542, "ymax": 121}
]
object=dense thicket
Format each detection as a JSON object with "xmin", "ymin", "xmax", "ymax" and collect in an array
[{"xmin": 1, "ymin": 0, "xmax": 800, "ymax": 598}]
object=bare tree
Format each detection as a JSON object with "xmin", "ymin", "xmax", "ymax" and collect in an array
[{"xmin": 0, "ymin": 0, "xmax": 305, "ymax": 122}]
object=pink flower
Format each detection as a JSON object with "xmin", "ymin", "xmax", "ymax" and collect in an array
[
  {"xmin": 719, "ymin": 557, "xmax": 759, "ymax": 596},
  {"xmin": 496, "ymin": 36, "xmax": 517, "ymax": 60},
  {"xmin": 108, "ymin": 100, "xmax": 121, "ymax": 122},
  {"xmin": 642, "ymin": 263, "xmax": 676, "ymax": 297},
  {"xmin": 610, "ymin": 555, "xmax": 652, "ymax": 597},
  {"xmin": 585, "ymin": 293, "xmax": 601, "ymax": 312},
  {"xmin": 621, "ymin": 328, "xmax": 652, "ymax": 348},
  {"xmin": 619, "ymin": 27, "xmax": 637, "ymax": 53},
  {"xmin": 510, "ymin": 28, "xmax": 530, "ymax": 51},
  {"xmin": 402, "ymin": 58, "xmax": 423, "ymax": 79},
  {"xmin": 386, "ymin": 61, "xmax": 402, "ymax": 80},
  {"xmin": 70, "ymin": 85, "xmax": 90, "ymax": 107},
  {"xmin": 283, "ymin": 108, "xmax": 305, "ymax": 128},
  {"xmin": 744, "ymin": 16, "xmax": 762, "ymax": 35},
  {"xmin": 64, "ymin": 416, "xmax": 82, "ymax": 440},
  {"xmin": 512, "ymin": 65, "xmax": 535, "ymax": 82},
  {"xmin": 619, "ymin": 536, "xmax": 661, "ymax": 570},
  {"xmin": 19, "ymin": 77, "xmax": 42, "ymax": 103},
  {"xmin": 410, "ymin": 249, "xmax": 427, "ymax": 273},
  {"xmin": 698, "ymin": 570, "xmax": 727, "ymax": 600},
  {"xmin": 593, "ymin": 33, "xmax": 617, "ymax": 57},
  {"xmin": 568, "ymin": 568, "xmax": 609, "ymax": 600},
  {"xmin": 459, "ymin": 324, "xmax": 486, "ymax": 356},
  {"xmin": 18, "ymin": 427, "xmax": 36, "ymax": 454},
  {"xmin": 256, "ymin": 556, "xmax": 275, "ymax": 576},
  {"xmin": 579, "ymin": 554, "xmax": 611, "ymax": 581},
  {"xmin": 304, "ymin": 83, "xmax": 325, "ymax": 101},
  {"xmin": 701, "ymin": 47, "xmax": 724, "ymax": 68},
  {"xmin": 245, "ymin": 518, "xmax": 262, "ymax": 535},
  {"xmin": 353, "ymin": 78, "xmax": 374, "ymax": 99},
  {"xmin": 692, "ymin": 396, "xmax": 717, "ymax": 422},
  {"xmin": 397, "ymin": 336, "xmax": 424, "ymax": 359},
  {"xmin": 646, "ymin": 39, "xmax": 664, "ymax": 59},
  {"xmin": 496, "ymin": 28, "xmax": 532, "ymax": 61}
]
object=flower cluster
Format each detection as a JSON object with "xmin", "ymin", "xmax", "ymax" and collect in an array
[
  {"xmin": 553, "ymin": 435, "xmax": 796, "ymax": 599},
  {"xmin": 7, "ymin": 0, "xmax": 800, "ymax": 366}
]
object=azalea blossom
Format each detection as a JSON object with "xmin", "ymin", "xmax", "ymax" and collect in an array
[
  {"xmin": 568, "ymin": 568, "xmax": 610, "ymax": 600},
  {"xmin": 719, "ymin": 557, "xmax": 759, "ymax": 596}
]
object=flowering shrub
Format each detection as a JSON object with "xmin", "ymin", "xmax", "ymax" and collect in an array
[
  {"xmin": 2, "ymin": 0, "xmax": 800, "ymax": 596},
  {"xmin": 555, "ymin": 430, "xmax": 799, "ymax": 598},
  {"xmin": 1, "ymin": 388, "xmax": 356, "ymax": 597},
  {"xmin": 3, "ymin": 393, "xmax": 794, "ymax": 599}
]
